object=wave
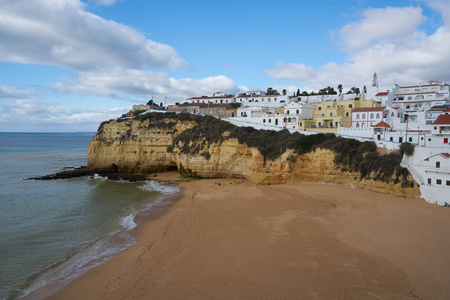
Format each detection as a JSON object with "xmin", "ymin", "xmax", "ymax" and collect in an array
[
  {"xmin": 138, "ymin": 180, "xmax": 179, "ymax": 195},
  {"xmin": 18, "ymin": 179, "xmax": 179, "ymax": 299}
]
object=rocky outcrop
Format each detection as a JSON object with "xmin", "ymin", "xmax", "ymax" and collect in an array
[{"xmin": 86, "ymin": 116, "xmax": 420, "ymax": 198}]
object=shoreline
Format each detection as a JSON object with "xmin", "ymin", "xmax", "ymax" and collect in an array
[
  {"xmin": 24, "ymin": 172, "xmax": 184, "ymax": 300},
  {"xmin": 47, "ymin": 176, "xmax": 450, "ymax": 299}
]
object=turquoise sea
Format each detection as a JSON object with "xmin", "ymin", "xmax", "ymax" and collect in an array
[{"xmin": 0, "ymin": 133, "xmax": 179, "ymax": 299}]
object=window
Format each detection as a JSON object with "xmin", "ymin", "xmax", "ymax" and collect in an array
[
  {"xmin": 362, "ymin": 114, "xmax": 366, "ymax": 119},
  {"xmin": 275, "ymin": 119, "xmax": 278, "ymax": 125},
  {"xmin": 269, "ymin": 119, "xmax": 271, "ymax": 123},
  {"xmin": 428, "ymin": 178, "xmax": 432, "ymax": 185},
  {"xmin": 390, "ymin": 137, "xmax": 394, "ymax": 141},
  {"xmin": 444, "ymin": 138, "xmax": 448, "ymax": 143},
  {"xmin": 356, "ymin": 123, "xmax": 360, "ymax": 128},
  {"xmin": 346, "ymin": 112, "xmax": 349, "ymax": 117},
  {"xmin": 370, "ymin": 113, "xmax": 374, "ymax": 119},
  {"xmin": 274, "ymin": 98, "xmax": 277, "ymax": 101},
  {"xmin": 356, "ymin": 114, "xmax": 360, "ymax": 120},
  {"xmin": 436, "ymin": 161, "xmax": 440, "ymax": 168},
  {"xmin": 437, "ymin": 179, "xmax": 442, "ymax": 185},
  {"xmin": 447, "ymin": 180, "xmax": 450, "ymax": 186},
  {"xmin": 409, "ymin": 137, "xmax": 413, "ymax": 142},
  {"xmin": 300, "ymin": 122, "xmax": 302, "ymax": 126},
  {"xmin": 287, "ymin": 110, "xmax": 290, "ymax": 115},
  {"xmin": 330, "ymin": 112, "xmax": 333, "ymax": 117},
  {"xmin": 318, "ymin": 107, "xmax": 322, "ymax": 110},
  {"xmin": 263, "ymin": 119, "xmax": 266, "ymax": 123},
  {"xmin": 376, "ymin": 113, "xmax": 380, "ymax": 118},
  {"xmin": 349, "ymin": 104, "xmax": 353, "ymax": 108},
  {"xmin": 296, "ymin": 110, "xmax": 299, "ymax": 114}
]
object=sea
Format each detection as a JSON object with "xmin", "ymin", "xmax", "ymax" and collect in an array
[{"xmin": 0, "ymin": 132, "xmax": 180, "ymax": 300}]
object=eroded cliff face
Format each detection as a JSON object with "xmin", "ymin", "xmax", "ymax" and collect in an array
[{"xmin": 87, "ymin": 118, "xmax": 420, "ymax": 198}]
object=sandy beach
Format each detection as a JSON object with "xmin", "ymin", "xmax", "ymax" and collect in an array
[{"xmin": 47, "ymin": 174, "xmax": 450, "ymax": 299}]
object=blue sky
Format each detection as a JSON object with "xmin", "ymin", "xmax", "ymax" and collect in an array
[{"xmin": 1, "ymin": 0, "xmax": 449, "ymax": 132}]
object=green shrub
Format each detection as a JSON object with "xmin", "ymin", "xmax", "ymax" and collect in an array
[{"xmin": 400, "ymin": 142, "xmax": 415, "ymax": 156}]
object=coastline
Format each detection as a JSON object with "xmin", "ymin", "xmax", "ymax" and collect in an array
[
  {"xmin": 23, "ymin": 172, "xmax": 184, "ymax": 300},
  {"xmin": 47, "ymin": 175, "xmax": 450, "ymax": 299}
]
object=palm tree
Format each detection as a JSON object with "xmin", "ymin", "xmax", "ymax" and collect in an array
[
  {"xmin": 337, "ymin": 84, "xmax": 343, "ymax": 96},
  {"xmin": 282, "ymin": 89, "xmax": 287, "ymax": 95}
]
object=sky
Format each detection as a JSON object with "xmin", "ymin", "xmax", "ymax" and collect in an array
[{"xmin": 1, "ymin": 0, "xmax": 450, "ymax": 132}]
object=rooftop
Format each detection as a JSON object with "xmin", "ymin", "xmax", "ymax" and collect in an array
[
  {"xmin": 352, "ymin": 107, "xmax": 386, "ymax": 113},
  {"xmin": 433, "ymin": 113, "xmax": 450, "ymax": 125}
]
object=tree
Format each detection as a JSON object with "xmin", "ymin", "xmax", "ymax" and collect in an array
[
  {"xmin": 301, "ymin": 91, "xmax": 309, "ymax": 96},
  {"xmin": 363, "ymin": 85, "xmax": 367, "ymax": 94},
  {"xmin": 355, "ymin": 87, "xmax": 360, "ymax": 95},
  {"xmin": 147, "ymin": 99, "xmax": 154, "ymax": 106},
  {"xmin": 338, "ymin": 84, "xmax": 343, "ymax": 96},
  {"xmin": 282, "ymin": 89, "xmax": 287, "ymax": 95},
  {"xmin": 160, "ymin": 102, "xmax": 163, "ymax": 107},
  {"xmin": 267, "ymin": 87, "xmax": 273, "ymax": 94},
  {"xmin": 296, "ymin": 89, "xmax": 300, "ymax": 96}
]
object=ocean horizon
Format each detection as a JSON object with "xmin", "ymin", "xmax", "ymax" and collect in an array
[{"xmin": 0, "ymin": 132, "xmax": 179, "ymax": 299}]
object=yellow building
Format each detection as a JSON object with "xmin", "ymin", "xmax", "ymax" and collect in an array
[{"xmin": 299, "ymin": 97, "xmax": 381, "ymax": 133}]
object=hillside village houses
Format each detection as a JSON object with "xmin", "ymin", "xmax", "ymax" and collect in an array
[{"xmin": 165, "ymin": 80, "xmax": 450, "ymax": 204}]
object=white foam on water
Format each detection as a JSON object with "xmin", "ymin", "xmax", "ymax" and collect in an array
[
  {"xmin": 20, "ymin": 233, "xmax": 136, "ymax": 299},
  {"xmin": 120, "ymin": 213, "xmax": 137, "ymax": 231},
  {"xmin": 138, "ymin": 180, "xmax": 179, "ymax": 195},
  {"xmin": 19, "ymin": 179, "xmax": 180, "ymax": 300}
]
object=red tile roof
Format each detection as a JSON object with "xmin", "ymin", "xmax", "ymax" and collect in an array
[
  {"xmin": 444, "ymin": 107, "xmax": 450, "ymax": 113},
  {"xmin": 376, "ymin": 92, "xmax": 389, "ymax": 96},
  {"xmin": 352, "ymin": 107, "xmax": 386, "ymax": 113},
  {"xmin": 395, "ymin": 92, "xmax": 437, "ymax": 96},
  {"xmin": 433, "ymin": 113, "xmax": 450, "ymax": 125},
  {"xmin": 400, "ymin": 83, "xmax": 449, "ymax": 88},
  {"xmin": 373, "ymin": 121, "xmax": 391, "ymax": 128},
  {"xmin": 424, "ymin": 153, "xmax": 450, "ymax": 161}
]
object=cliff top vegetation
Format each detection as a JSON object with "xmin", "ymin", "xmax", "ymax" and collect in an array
[{"xmin": 100, "ymin": 112, "xmax": 414, "ymax": 187}]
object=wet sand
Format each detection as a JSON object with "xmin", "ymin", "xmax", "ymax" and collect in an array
[{"xmin": 48, "ymin": 177, "xmax": 450, "ymax": 299}]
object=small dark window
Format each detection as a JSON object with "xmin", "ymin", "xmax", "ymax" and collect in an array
[
  {"xmin": 436, "ymin": 161, "xmax": 440, "ymax": 168},
  {"xmin": 446, "ymin": 180, "xmax": 450, "ymax": 186},
  {"xmin": 428, "ymin": 178, "xmax": 432, "ymax": 185},
  {"xmin": 318, "ymin": 107, "xmax": 322, "ymax": 110},
  {"xmin": 263, "ymin": 119, "xmax": 266, "ymax": 123},
  {"xmin": 390, "ymin": 137, "xmax": 394, "ymax": 142},
  {"xmin": 409, "ymin": 137, "xmax": 413, "ymax": 142},
  {"xmin": 437, "ymin": 179, "xmax": 442, "ymax": 185}
]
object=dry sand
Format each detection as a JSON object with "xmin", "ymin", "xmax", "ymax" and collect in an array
[{"xmin": 47, "ymin": 175, "xmax": 450, "ymax": 299}]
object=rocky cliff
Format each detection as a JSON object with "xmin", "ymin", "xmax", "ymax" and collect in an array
[{"xmin": 86, "ymin": 113, "xmax": 420, "ymax": 198}]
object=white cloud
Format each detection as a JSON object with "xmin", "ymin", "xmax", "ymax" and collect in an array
[
  {"xmin": 336, "ymin": 6, "xmax": 426, "ymax": 51},
  {"xmin": 0, "ymin": 0, "xmax": 187, "ymax": 70},
  {"xmin": 0, "ymin": 86, "xmax": 35, "ymax": 99},
  {"xmin": 0, "ymin": 98, "xmax": 128, "ymax": 132},
  {"xmin": 49, "ymin": 69, "xmax": 242, "ymax": 102},
  {"xmin": 265, "ymin": 4, "xmax": 450, "ymax": 90}
]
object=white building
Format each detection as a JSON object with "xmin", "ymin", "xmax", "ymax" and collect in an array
[
  {"xmin": 185, "ymin": 93, "xmax": 234, "ymax": 104},
  {"xmin": 234, "ymin": 102, "xmax": 314, "ymax": 130},
  {"xmin": 351, "ymin": 107, "xmax": 386, "ymax": 129},
  {"xmin": 401, "ymin": 147, "xmax": 450, "ymax": 205},
  {"xmin": 235, "ymin": 94, "xmax": 289, "ymax": 107},
  {"xmin": 392, "ymin": 81, "xmax": 450, "ymax": 113}
]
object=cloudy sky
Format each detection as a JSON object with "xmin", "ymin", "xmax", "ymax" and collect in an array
[{"xmin": 1, "ymin": 0, "xmax": 449, "ymax": 132}]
